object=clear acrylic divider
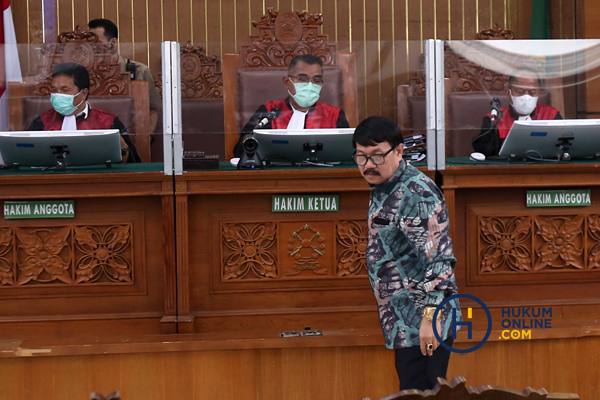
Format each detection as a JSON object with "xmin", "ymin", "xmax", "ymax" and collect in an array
[{"xmin": 442, "ymin": 39, "xmax": 600, "ymax": 162}]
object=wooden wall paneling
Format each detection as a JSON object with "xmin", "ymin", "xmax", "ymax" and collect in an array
[
  {"xmin": 334, "ymin": 0, "xmax": 350, "ymax": 48},
  {"xmin": 131, "ymin": 0, "xmax": 149, "ymax": 67},
  {"xmin": 393, "ymin": 0, "xmax": 408, "ymax": 88},
  {"xmin": 350, "ymin": 0, "xmax": 366, "ymax": 121},
  {"xmin": 378, "ymin": 0, "xmax": 396, "ymax": 120},
  {"xmin": 221, "ymin": 0, "xmax": 236, "ymax": 55},
  {"xmin": 450, "ymin": 0, "xmax": 465, "ymax": 40},
  {"xmin": 88, "ymin": 0, "xmax": 102, "ymax": 20},
  {"xmin": 436, "ymin": 0, "xmax": 450, "ymax": 40},
  {"xmin": 477, "ymin": 0, "xmax": 491, "ymax": 35},
  {"xmin": 364, "ymin": 0, "xmax": 381, "ymax": 118},
  {"xmin": 161, "ymin": 182, "xmax": 178, "ymax": 334},
  {"xmin": 491, "ymin": 0, "xmax": 506, "ymax": 29},
  {"xmin": 0, "ymin": 338, "xmax": 599, "ymax": 399},
  {"xmin": 72, "ymin": 0, "xmax": 88, "ymax": 32},
  {"xmin": 177, "ymin": 0, "xmax": 193, "ymax": 44},
  {"xmin": 175, "ymin": 181, "xmax": 193, "ymax": 333},
  {"xmin": 422, "ymin": 0, "xmax": 436, "ymax": 40},
  {"xmin": 463, "ymin": 0, "xmax": 478, "ymax": 39},
  {"xmin": 206, "ymin": 0, "xmax": 222, "ymax": 59},
  {"xmin": 116, "ymin": 0, "xmax": 134, "ymax": 62},
  {"xmin": 163, "ymin": 0, "xmax": 178, "ymax": 41}
]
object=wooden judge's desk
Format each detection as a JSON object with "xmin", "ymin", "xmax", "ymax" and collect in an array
[{"xmin": 0, "ymin": 161, "xmax": 599, "ymax": 400}]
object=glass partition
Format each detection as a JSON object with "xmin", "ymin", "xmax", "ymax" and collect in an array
[
  {"xmin": 175, "ymin": 40, "xmax": 431, "ymax": 171},
  {"xmin": 442, "ymin": 39, "xmax": 600, "ymax": 162},
  {"xmin": 2, "ymin": 41, "xmax": 164, "ymax": 170}
]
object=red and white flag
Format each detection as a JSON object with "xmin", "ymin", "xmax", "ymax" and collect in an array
[{"xmin": 1, "ymin": 0, "xmax": 22, "ymax": 131}]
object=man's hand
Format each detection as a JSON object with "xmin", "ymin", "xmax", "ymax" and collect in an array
[{"xmin": 419, "ymin": 316, "xmax": 442, "ymax": 356}]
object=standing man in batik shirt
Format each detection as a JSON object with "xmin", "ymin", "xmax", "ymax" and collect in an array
[{"xmin": 353, "ymin": 116, "xmax": 461, "ymax": 391}]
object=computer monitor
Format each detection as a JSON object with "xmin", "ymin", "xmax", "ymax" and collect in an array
[
  {"xmin": 0, "ymin": 129, "xmax": 122, "ymax": 168},
  {"xmin": 499, "ymin": 119, "xmax": 600, "ymax": 160},
  {"xmin": 253, "ymin": 128, "xmax": 355, "ymax": 164}
]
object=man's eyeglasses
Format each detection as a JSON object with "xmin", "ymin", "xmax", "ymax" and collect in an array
[
  {"xmin": 353, "ymin": 146, "xmax": 397, "ymax": 166},
  {"xmin": 288, "ymin": 75, "xmax": 324, "ymax": 85}
]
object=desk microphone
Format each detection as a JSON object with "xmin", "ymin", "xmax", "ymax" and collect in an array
[
  {"xmin": 490, "ymin": 97, "xmax": 501, "ymax": 124},
  {"xmin": 255, "ymin": 108, "xmax": 281, "ymax": 129}
]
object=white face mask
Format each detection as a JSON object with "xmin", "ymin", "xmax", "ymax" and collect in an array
[{"xmin": 510, "ymin": 90, "xmax": 538, "ymax": 116}]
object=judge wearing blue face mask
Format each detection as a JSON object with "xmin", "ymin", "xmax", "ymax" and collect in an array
[
  {"xmin": 28, "ymin": 62, "xmax": 141, "ymax": 163},
  {"xmin": 233, "ymin": 54, "xmax": 350, "ymax": 158},
  {"xmin": 472, "ymin": 67, "xmax": 563, "ymax": 157}
]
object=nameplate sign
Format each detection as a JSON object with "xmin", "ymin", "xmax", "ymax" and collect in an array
[
  {"xmin": 4, "ymin": 200, "xmax": 75, "ymax": 219},
  {"xmin": 272, "ymin": 195, "xmax": 339, "ymax": 212},
  {"xmin": 526, "ymin": 190, "xmax": 591, "ymax": 207}
]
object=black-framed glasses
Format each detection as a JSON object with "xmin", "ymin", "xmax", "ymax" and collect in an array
[
  {"xmin": 353, "ymin": 146, "xmax": 397, "ymax": 166},
  {"xmin": 288, "ymin": 75, "xmax": 324, "ymax": 85}
]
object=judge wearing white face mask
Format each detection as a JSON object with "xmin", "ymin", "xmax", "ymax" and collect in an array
[
  {"xmin": 234, "ymin": 54, "xmax": 350, "ymax": 158},
  {"xmin": 28, "ymin": 62, "xmax": 140, "ymax": 163},
  {"xmin": 472, "ymin": 68, "xmax": 563, "ymax": 157}
]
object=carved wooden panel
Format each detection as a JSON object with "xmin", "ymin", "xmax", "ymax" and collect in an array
[
  {"xmin": 362, "ymin": 376, "xmax": 580, "ymax": 400},
  {"xmin": 337, "ymin": 220, "xmax": 368, "ymax": 276},
  {"xmin": 221, "ymin": 222, "xmax": 278, "ymax": 280},
  {"xmin": 479, "ymin": 214, "xmax": 600, "ymax": 274},
  {"xmin": 280, "ymin": 222, "xmax": 332, "ymax": 278},
  {"xmin": 0, "ymin": 224, "xmax": 133, "ymax": 287},
  {"xmin": 240, "ymin": 8, "xmax": 337, "ymax": 68},
  {"xmin": 33, "ymin": 25, "xmax": 130, "ymax": 96},
  {"xmin": 220, "ymin": 220, "xmax": 368, "ymax": 282},
  {"xmin": 410, "ymin": 25, "xmax": 515, "ymax": 95}
]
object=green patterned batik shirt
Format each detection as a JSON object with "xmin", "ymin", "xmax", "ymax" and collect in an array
[{"xmin": 366, "ymin": 159, "xmax": 461, "ymax": 349}]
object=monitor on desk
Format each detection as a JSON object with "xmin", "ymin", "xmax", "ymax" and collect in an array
[
  {"xmin": 253, "ymin": 128, "xmax": 355, "ymax": 164},
  {"xmin": 0, "ymin": 130, "xmax": 122, "ymax": 167},
  {"xmin": 499, "ymin": 119, "xmax": 600, "ymax": 160}
]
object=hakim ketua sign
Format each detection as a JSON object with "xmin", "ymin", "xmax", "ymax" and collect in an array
[
  {"xmin": 526, "ymin": 190, "xmax": 591, "ymax": 207},
  {"xmin": 4, "ymin": 200, "xmax": 75, "ymax": 219},
  {"xmin": 272, "ymin": 195, "xmax": 339, "ymax": 212}
]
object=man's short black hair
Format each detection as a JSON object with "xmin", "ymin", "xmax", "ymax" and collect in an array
[
  {"xmin": 508, "ymin": 67, "xmax": 543, "ymax": 89},
  {"xmin": 52, "ymin": 63, "xmax": 90, "ymax": 99},
  {"xmin": 88, "ymin": 18, "xmax": 119, "ymax": 40},
  {"xmin": 353, "ymin": 116, "xmax": 404, "ymax": 149},
  {"xmin": 288, "ymin": 54, "xmax": 324, "ymax": 74}
]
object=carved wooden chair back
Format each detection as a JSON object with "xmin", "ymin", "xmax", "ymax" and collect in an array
[
  {"xmin": 222, "ymin": 8, "xmax": 359, "ymax": 160},
  {"xmin": 8, "ymin": 26, "xmax": 152, "ymax": 161},
  {"xmin": 152, "ymin": 43, "xmax": 226, "ymax": 161},
  {"xmin": 360, "ymin": 376, "xmax": 580, "ymax": 400}
]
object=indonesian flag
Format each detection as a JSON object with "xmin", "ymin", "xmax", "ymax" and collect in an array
[{"xmin": 1, "ymin": 0, "xmax": 22, "ymax": 131}]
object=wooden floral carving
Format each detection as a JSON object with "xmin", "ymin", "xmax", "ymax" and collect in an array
[
  {"xmin": 336, "ymin": 221, "xmax": 368, "ymax": 276},
  {"xmin": 476, "ymin": 23, "xmax": 516, "ymax": 40},
  {"xmin": 534, "ymin": 216, "xmax": 584, "ymax": 270},
  {"xmin": 478, "ymin": 214, "xmax": 600, "ymax": 274},
  {"xmin": 222, "ymin": 223, "xmax": 277, "ymax": 280},
  {"xmin": 74, "ymin": 226, "xmax": 133, "ymax": 283},
  {"xmin": 34, "ymin": 26, "xmax": 130, "ymax": 96},
  {"xmin": 240, "ymin": 8, "xmax": 337, "ymax": 68},
  {"xmin": 286, "ymin": 224, "xmax": 327, "ymax": 276},
  {"xmin": 479, "ymin": 216, "xmax": 532, "ymax": 273},
  {"xmin": 588, "ymin": 215, "xmax": 600, "ymax": 269},
  {"xmin": 0, "ymin": 225, "xmax": 134, "ymax": 287},
  {"xmin": 15, "ymin": 227, "xmax": 72, "ymax": 285},
  {"xmin": 0, "ymin": 228, "xmax": 15, "ymax": 285}
]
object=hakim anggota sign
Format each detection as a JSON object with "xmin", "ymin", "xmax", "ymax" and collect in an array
[
  {"xmin": 272, "ymin": 194, "xmax": 339, "ymax": 212},
  {"xmin": 4, "ymin": 200, "xmax": 75, "ymax": 219},
  {"xmin": 526, "ymin": 190, "xmax": 591, "ymax": 207}
]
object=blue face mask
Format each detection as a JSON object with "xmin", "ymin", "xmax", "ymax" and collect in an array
[
  {"xmin": 50, "ymin": 90, "xmax": 84, "ymax": 116},
  {"xmin": 290, "ymin": 82, "xmax": 322, "ymax": 108}
]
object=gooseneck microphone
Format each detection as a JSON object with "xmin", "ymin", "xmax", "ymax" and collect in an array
[
  {"xmin": 490, "ymin": 97, "xmax": 501, "ymax": 125},
  {"xmin": 255, "ymin": 108, "xmax": 281, "ymax": 129}
]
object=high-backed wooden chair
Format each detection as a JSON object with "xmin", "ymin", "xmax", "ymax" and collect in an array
[
  {"xmin": 222, "ymin": 8, "xmax": 359, "ymax": 160},
  {"xmin": 152, "ymin": 42, "xmax": 225, "ymax": 161},
  {"xmin": 361, "ymin": 376, "xmax": 580, "ymax": 400},
  {"xmin": 7, "ymin": 26, "xmax": 151, "ymax": 161},
  {"xmin": 397, "ymin": 24, "xmax": 565, "ymax": 158}
]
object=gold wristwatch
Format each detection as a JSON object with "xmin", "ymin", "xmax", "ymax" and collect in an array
[{"xmin": 423, "ymin": 306, "xmax": 442, "ymax": 321}]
